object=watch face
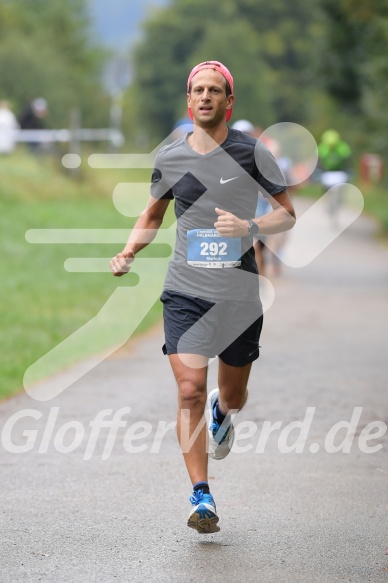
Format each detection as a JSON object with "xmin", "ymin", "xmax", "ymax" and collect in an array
[{"xmin": 249, "ymin": 220, "xmax": 259, "ymax": 236}]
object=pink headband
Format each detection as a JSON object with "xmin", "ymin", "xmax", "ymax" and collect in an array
[{"xmin": 187, "ymin": 61, "xmax": 234, "ymax": 122}]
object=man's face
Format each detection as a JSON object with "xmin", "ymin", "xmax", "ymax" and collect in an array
[{"xmin": 187, "ymin": 69, "xmax": 234, "ymax": 127}]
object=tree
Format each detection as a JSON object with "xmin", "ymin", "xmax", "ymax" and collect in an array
[
  {"xmin": 360, "ymin": 12, "xmax": 388, "ymax": 155},
  {"xmin": 234, "ymin": 0, "xmax": 323, "ymax": 123},
  {"xmin": 131, "ymin": 0, "xmax": 322, "ymax": 142},
  {"xmin": 320, "ymin": 0, "xmax": 388, "ymax": 155},
  {"xmin": 0, "ymin": 0, "xmax": 109, "ymax": 127}
]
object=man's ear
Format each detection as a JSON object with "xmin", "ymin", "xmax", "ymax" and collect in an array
[{"xmin": 226, "ymin": 94, "xmax": 235, "ymax": 112}]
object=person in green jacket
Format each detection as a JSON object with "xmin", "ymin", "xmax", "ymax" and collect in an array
[{"xmin": 318, "ymin": 130, "xmax": 352, "ymax": 227}]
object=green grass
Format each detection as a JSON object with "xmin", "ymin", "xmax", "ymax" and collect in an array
[
  {"xmin": 359, "ymin": 183, "xmax": 388, "ymax": 237},
  {"xmin": 0, "ymin": 150, "xmax": 175, "ymax": 399}
]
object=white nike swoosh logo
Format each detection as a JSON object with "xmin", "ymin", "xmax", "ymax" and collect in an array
[{"xmin": 220, "ymin": 176, "xmax": 239, "ymax": 184}]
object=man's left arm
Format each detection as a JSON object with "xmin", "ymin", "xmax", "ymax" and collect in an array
[{"xmin": 214, "ymin": 190, "xmax": 295, "ymax": 238}]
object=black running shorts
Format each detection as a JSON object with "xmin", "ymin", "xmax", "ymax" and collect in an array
[{"xmin": 160, "ymin": 290, "xmax": 263, "ymax": 367}]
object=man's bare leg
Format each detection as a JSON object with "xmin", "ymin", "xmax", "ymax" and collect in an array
[
  {"xmin": 217, "ymin": 360, "xmax": 252, "ymax": 414},
  {"xmin": 168, "ymin": 354, "xmax": 209, "ymax": 485},
  {"xmin": 168, "ymin": 353, "xmax": 220, "ymax": 533}
]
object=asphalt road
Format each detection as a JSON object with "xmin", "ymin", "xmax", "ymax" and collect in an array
[{"xmin": 1, "ymin": 198, "xmax": 387, "ymax": 582}]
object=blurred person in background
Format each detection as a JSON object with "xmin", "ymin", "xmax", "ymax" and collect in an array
[
  {"xmin": 0, "ymin": 100, "xmax": 19, "ymax": 155},
  {"xmin": 231, "ymin": 119, "xmax": 272, "ymax": 276},
  {"xmin": 19, "ymin": 97, "xmax": 48, "ymax": 151},
  {"xmin": 232, "ymin": 119, "xmax": 292, "ymax": 278},
  {"xmin": 318, "ymin": 129, "xmax": 352, "ymax": 227},
  {"xmin": 171, "ymin": 116, "xmax": 194, "ymax": 141},
  {"xmin": 260, "ymin": 130, "xmax": 295, "ymax": 277}
]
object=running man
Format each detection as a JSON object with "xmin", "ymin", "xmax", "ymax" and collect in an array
[{"xmin": 111, "ymin": 61, "xmax": 295, "ymax": 534}]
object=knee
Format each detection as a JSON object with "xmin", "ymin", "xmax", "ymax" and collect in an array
[{"xmin": 178, "ymin": 381, "xmax": 206, "ymax": 410}]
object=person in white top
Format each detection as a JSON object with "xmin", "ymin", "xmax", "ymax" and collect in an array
[{"xmin": 0, "ymin": 101, "xmax": 19, "ymax": 155}]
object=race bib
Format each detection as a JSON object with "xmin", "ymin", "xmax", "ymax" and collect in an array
[{"xmin": 187, "ymin": 228, "xmax": 241, "ymax": 268}]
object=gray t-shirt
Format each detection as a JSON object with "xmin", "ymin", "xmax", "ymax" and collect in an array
[{"xmin": 151, "ymin": 128, "xmax": 286, "ymax": 301}]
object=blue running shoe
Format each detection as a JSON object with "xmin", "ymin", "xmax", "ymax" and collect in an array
[
  {"xmin": 207, "ymin": 388, "xmax": 234, "ymax": 460},
  {"xmin": 187, "ymin": 489, "xmax": 220, "ymax": 533}
]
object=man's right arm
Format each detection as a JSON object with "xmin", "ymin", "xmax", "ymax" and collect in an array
[{"xmin": 110, "ymin": 196, "xmax": 170, "ymax": 276}]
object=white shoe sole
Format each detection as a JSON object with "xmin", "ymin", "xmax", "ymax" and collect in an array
[
  {"xmin": 207, "ymin": 388, "xmax": 235, "ymax": 460},
  {"xmin": 187, "ymin": 503, "xmax": 220, "ymax": 534}
]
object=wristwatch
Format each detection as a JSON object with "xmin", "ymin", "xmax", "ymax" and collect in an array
[{"xmin": 247, "ymin": 219, "xmax": 260, "ymax": 237}]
